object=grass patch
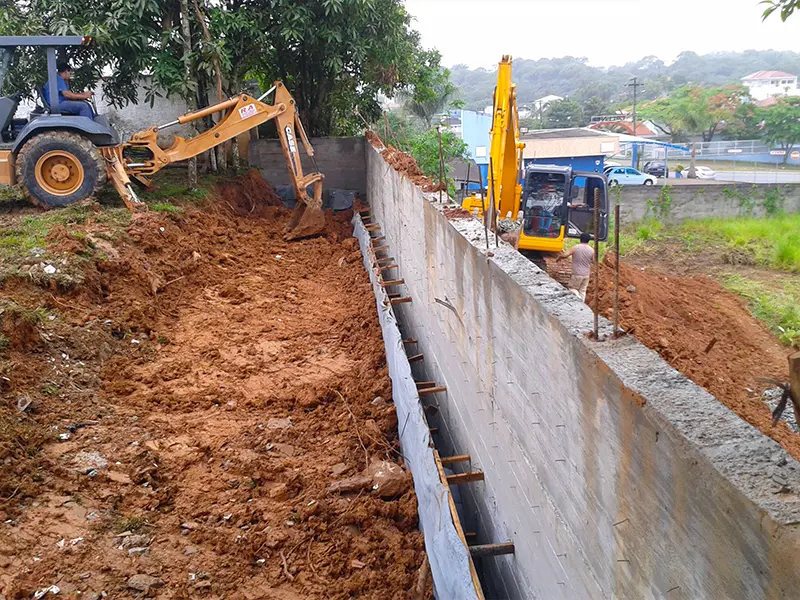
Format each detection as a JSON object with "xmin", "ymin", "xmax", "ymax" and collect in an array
[
  {"xmin": 150, "ymin": 202, "xmax": 184, "ymax": 214},
  {"xmin": 115, "ymin": 515, "xmax": 148, "ymax": 533},
  {"xmin": 0, "ymin": 204, "xmax": 130, "ymax": 261},
  {"xmin": 723, "ymin": 275, "xmax": 800, "ymax": 347},
  {"xmin": 679, "ymin": 213, "xmax": 800, "ymax": 272}
]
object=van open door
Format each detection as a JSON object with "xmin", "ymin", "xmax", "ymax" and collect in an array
[{"xmin": 566, "ymin": 172, "xmax": 609, "ymax": 242}]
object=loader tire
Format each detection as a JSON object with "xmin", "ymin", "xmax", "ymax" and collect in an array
[{"xmin": 16, "ymin": 131, "xmax": 106, "ymax": 208}]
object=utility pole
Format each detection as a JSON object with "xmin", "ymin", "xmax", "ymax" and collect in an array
[{"xmin": 625, "ymin": 77, "xmax": 644, "ymax": 168}]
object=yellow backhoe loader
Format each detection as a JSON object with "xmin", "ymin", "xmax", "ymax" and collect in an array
[
  {"xmin": 462, "ymin": 56, "xmax": 608, "ymax": 262},
  {"xmin": 0, "ymin": 36, "xmax": 324, "ymax": 239}
]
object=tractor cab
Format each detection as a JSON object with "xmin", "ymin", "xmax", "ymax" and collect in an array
[
  {"xmin": 0, "ymin": 36, "xmax": 118, "ymax": 146},
  {"xmin": 517, "ymin": 164, "xmax": 609, "ymax": 254},
  {"xmin": 0, "ymin": 36, "xmax": 120, "ymax": 207}
]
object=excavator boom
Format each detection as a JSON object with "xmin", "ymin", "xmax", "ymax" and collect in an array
[{"xmin": 106, "ymin": 81, "xmax": 325, "ymax": 239}]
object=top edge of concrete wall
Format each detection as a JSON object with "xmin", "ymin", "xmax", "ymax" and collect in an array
[{"xmin": 368, "ymin": 144, "xmax": 800, "ymax": 526}]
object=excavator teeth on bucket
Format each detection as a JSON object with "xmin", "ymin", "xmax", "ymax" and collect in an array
[{"xmin": 285, "ymin": 204, "xmax": 326, "ymax": 240}]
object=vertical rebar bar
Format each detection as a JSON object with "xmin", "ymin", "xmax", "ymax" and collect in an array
[
  {"xmin": 593, "ymin": 188, "xmax": 600, "ymax": 340},
  {"xmin": 613, "ymin": 203, "xmax": 620, "ymax": 336},
  {"xmin": 437, "ymin": 126, "xmax": 445, "ymax": 204}
]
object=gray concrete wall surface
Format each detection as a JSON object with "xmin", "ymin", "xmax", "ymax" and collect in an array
[
  {"xmin": 618, "ymin": 182, "xmax": 800, "ymax": 225},
  {"xmin": 249, "ymin": 136, "xmax": 366, "ymax": 197},
  {"xmin": 366, "ymin": 143, "xmax": 800, "ymax": 600}
]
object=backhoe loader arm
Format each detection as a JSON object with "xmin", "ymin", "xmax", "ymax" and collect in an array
[{"xmin": 107, "ymin": 81, "xmax": 326, "ymax": 238}]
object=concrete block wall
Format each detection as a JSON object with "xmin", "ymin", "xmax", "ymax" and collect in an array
[
  {"xmin": 618, "ymin": 182, "xmax": 800, "ymax": 225},
  {"xmin": 249, "ymin": 136, "xmax": 366, "ymax": 197},
  {"xmin": 366, "ymin": 144, "xmax": 800, "ymax": 600}
]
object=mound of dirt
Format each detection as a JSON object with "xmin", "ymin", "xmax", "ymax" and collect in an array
[
  {"xmin": 366, "ymin": 130, "xmax": 444, "ymax": 193},
  {"xmin": 587, "ymin": 255, "xmax": 798, "ymax": 459},
  {"xmin": 0, "ymin": 172, "xmax": 430, "ymax": 599},
  {"xmin": 216, "ymin": 168, "xmax": 284, "ymax": 218}
]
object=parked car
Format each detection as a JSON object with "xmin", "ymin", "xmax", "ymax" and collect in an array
[
  {"xmin": 643, "ymin": 161, "xmax": 668, "ymax": 178},
  {"xmin": 692, "ymin": 166, "xmax": 717, "ymax": 180},
  {"xmin": 604, "ymin": 167, "xmax": 657, "ymax": 186}
]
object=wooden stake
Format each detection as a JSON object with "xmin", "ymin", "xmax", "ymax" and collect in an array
[
  {"xmin": 372, "ymin": 245, "xmax": 390, "ymax": 252},
  {"xmin": 432, "ymin": 450, "xmax": 485, "ymax": 600},
  {"xmin": 415, "ymin": 381, "xmax": 437, "ymax": 389},
  {"xmin": 380, "ymin": 279, "xmax": 405, "ymax": 287},
  {"xmin": 790, "ymin": 351, "xmax": 800, "ymax": 420},
  {"xmin": 391, "ymin": 297, "xmax": 412, "ymax": 305},
  {"xmin": 440, "ymin": 454, "xmax": 471, "ymax": 466},
  {"xmin": 402, "ymin": 338, "xmax": 418, "ymax": 344},
  {"xmin": 407, "ymin": 353, "xmax": 424, "ymax": 362},
  {"xmin": 469, "ymin": 543, "xmax": 515, "ymax": 558},
  {"xmin": 377, "ymin": 257, "xmax": 395, "ymax": 265},
  {"xmin": 370, "ymin": 236, "xmax": 385, "ymax": 243},
  {"xmin": 418, "ymin": 386, "xmax": 447, "ymax": 395},
  {"xmin": 446, "ymin": 472, "xmax": 485, "ymax": 485},
  {"xmin": 379, "ymin": 264, "xmax": 397, "ymax": 272}
]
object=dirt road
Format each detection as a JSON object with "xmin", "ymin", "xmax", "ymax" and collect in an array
[{"xmin": 0, "ymin": 173, "xmax": 428, "ymax": 598}]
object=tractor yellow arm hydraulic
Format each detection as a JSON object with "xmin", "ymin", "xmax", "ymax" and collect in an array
[
  {"xmin": 105, "ymin": 81, "xmax": 326, "ymax": 238},
  {"xmin": 462, "ymin": 56, "xmax": 524, "ymax": 222}
]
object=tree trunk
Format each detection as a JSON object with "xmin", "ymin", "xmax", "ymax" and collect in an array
[
  {"xmin": 192, "ymin": 0, "xmax": 227, "ymax": 171},
  {"xmin": 688, "ymin": 142, "xmax": 697, "ymax": 179},
  {"xmin": 179, "ymin": 0, "xmax": 198, "ymax": 190}
]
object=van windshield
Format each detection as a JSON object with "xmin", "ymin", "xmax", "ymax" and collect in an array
[{"xmin": 522, "ymin": 171, "xmax": 566, "ymax": 238}]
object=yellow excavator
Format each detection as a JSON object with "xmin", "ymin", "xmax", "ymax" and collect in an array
[
  {"xmin": 0, "ymin": 36, "xmax": 324, "ymax": 239},
  {"xmin": 462, "ymin": 56, "xmax": 608, "ymax": 261}
]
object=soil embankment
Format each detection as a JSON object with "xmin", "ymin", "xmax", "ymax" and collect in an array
[{"xmin": 0, "ymin": 172, "xmax": 428, "ymax": 599}]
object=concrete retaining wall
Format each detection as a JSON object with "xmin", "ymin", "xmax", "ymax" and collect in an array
[
  {"xmin": 619, "ymin": 183, "xmax": 800, "ymax": 225},
  {"xmin": 248, "ymin": 136, "xmax": 366, "ymax": 197},
  {"xmin": 366, "ymin": 143, "xmax": 800, "ymax": 599}
]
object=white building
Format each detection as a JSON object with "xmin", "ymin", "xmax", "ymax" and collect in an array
[{"xmin": 741, "ymin": 70, "xmax": 799, "ymax": 101}]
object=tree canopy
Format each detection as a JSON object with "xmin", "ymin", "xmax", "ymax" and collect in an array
[
  {"xmin": 639, "ymin": 85, "xmax": 748, "ymax": 142},
  {"xmin": 762, "ymin": 0, "xmax": 800, "ymax": 21},
  {"xmin": 761, "ymin": 97, "xmax": 800, "ymax": 162},
  {"xmin": 544, "ymin": 99, "xmax": 584, "ymax": 128},
  {"xmin": 0, "ymin": 0, "xmax": 448, "ymax": 136},
  {"xmin": 449, "ymin": 50, "xmax": 800, "ymax": 112}
]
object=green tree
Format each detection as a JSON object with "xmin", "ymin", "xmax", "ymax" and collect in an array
[
  {"xmin": 544, "ymin": 98, "xmax": 584, "ymax": 128},
  {"xmin": 581, "ymin": 96, "xmax": 608, "ymax": 120},
  {"xmin": 247, "ymin": 0, "xmax": 433, "ymax": 136},
  {"xmin": 761, "ymin": 97, "xmax": 800, "ymax": 163},
  {"xmin": 399, "ymin": 50, "xmax": 462, "ymax": 127},
  {"xmin": 724, "ymin": 101, "xmax": 763, "ymax": 140},
  {"xmin": 407, "ymin": 127, "xmax": 468, "ymax": 194},
  {"xmin": 640, "ymin": 85, "xmax": 748, "ymax": 142},
  {"xmin": 762, "ymin": 0, "xmax": 799, "ymax": 21}
]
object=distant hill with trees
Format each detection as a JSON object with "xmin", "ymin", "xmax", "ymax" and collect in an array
[{"xmin": 450, "ymin": 50, "xmax": 800, "ymax": 114}]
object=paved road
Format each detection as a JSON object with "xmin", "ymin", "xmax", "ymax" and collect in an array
[{"xmin": 713, "ymin": 171, "xmax": 800, "ymax": 184}]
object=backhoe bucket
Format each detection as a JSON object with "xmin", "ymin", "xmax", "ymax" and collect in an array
[{"xmin": 285, "ymin": 178, "xmax": 325, "ymax": 240}]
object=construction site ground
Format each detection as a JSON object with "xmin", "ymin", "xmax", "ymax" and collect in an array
[
  {"xmin": 0, "ymin": 171, "xmax": 429, "ymax": 599},
  {"xmin": 545, "ymin": 219, "xmax": 800, "ymax": 461}
]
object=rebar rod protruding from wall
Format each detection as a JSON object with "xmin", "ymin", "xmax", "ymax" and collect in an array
[
  {"xmin": 614, "ymin": 203, "xmax": 621, "ymax": 335},
  {"xmin": 593, "ymin": 188, "xmax": 600, "ymax": 340}
]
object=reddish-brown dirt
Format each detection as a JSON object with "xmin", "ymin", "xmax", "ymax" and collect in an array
[
  {"xmin": 583, "ymin": 255, "xmax": 799, "ymax": 459},
  {"xmin": 0, "ymin": 174, "xmax": 430, "ymax": 599},
  {"xmin": 365, "ymin": 131, "xmax": 444, "ymax": 193}
]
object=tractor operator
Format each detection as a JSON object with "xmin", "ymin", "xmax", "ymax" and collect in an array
[{"xmin": 43, "ymin": 61, "xmax": 94, "ymax": 120}]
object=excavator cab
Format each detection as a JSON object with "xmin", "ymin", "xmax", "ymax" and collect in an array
[{"xmin": 518, "ymin": 165, "xmax": 608, "ymax": 253}]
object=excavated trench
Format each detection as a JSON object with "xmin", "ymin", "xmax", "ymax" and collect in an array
[{"xmin": 0, "ymin": 172, "xmax": 430, "ymax": 599}]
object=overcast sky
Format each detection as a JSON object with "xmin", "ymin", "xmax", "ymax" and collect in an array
[{"xmin": 404, "ymin": 0, "xmax": 799, "ymax": 69}]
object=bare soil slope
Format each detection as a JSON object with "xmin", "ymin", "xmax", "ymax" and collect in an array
[{"xmin": 0, "ymin": 173, "xmax": 428, "ymax": 599}]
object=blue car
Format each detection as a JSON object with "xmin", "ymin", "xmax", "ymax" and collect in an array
[{"xmin": 603, "ymin": 166, "xmax": 657, "ymax": 186}]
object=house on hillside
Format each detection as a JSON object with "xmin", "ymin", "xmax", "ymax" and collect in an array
[{"xmin": 741, "ymin": 71, "xmax": 799, "ymax": 101}]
